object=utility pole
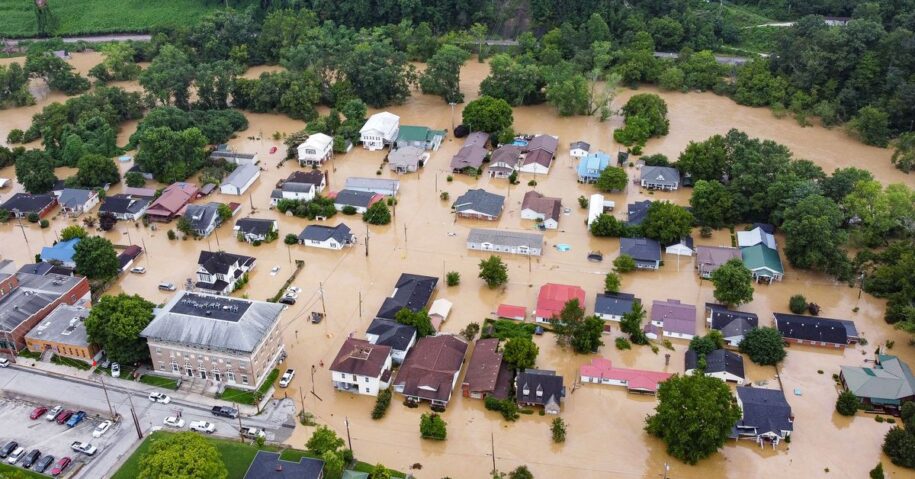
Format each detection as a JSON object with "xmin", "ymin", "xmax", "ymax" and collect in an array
[
  {"xmin": 490, "ymin": 432, "xmax": 496, "ymax": 474},
  {"xmin": 358, "ymin": 291, "xmax": 362, "ymax": 318},
  {"xmin": 141, "ymin": 237, "xmax": 149, "ymax": 262},
  {"xmin": 661, "ymin": 462, "xmax": 671, "ymax": 479},
  {"xmin": 449, "ymin": 102, "xmax": 456, "ymax": 132},
  {"xmin": 236, "ymin": 405, "xmax": 244, "ymax": 442},
  {"xmin": 126, "ymin": 393, "xmax": 143, "ymax": 439},
  {"xmin": 403, "ymin": 224, "xmax": 407, "ymax": 250},
  {"xmin": 98, "ymin": 374, "xmax": 116, "ymax": 420},
  {"xmin": 344, "ymin": 417, "xmax": 353, "ymax": 453},
  {"xmin": 213, "ymin": 228, "xmax": 221, "ymax": 250},
  {"xmin": 319, "ymin": 282, "xmax": 326, "ymax": 315},
  {"xmin": 364, "ymin": 225, "xmax": 369, "ymax": 257},
  {"xmin": 15, "ymin": 216, "xmax": 31, "ymax": 257},
  {"xmin": 286, "ymin": 244, "xmax": 292, "ymax": 264},
  {"xmin": 310, "ymin": 364, "xmax": 316, "ymax": 396}
]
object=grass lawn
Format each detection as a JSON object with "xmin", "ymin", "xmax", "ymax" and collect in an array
[
  {"xmin": 218, "ymin": 368, "xmax": 279, "ymax": 405},
  {"xmin": 353, "ymin": 461, "xmax": 407, "ymax": 478},
  {"xmin": 51, "ymin": 354, "xmax": 92, "ymax": 370},
  {"xmin": 18, "ymin": 349, "xmax": 41, "ymax": 360},
  {"xmin": 482, "ymin": 319, "xmax": 538, "ymax": 340},
  {"xmin": 0, "ymin": 462, "xmax": 46, "ymax": 478},
  {"xmin": 0, "ymin": 0, "xmax": 258, "ymax": 38},
  {"xmin": 138, "ymin": 374, "xmax": 180, "ymax": 390}
]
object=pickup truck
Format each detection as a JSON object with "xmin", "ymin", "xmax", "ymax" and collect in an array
[
  {"xmin": 240, "ymin": 427, "xmax": 266, "ymax": 440},
  {"xmin": 70, "ymin": 441, "xmax": 97, "ymax": 456},
  {"xmin": 211, "ymin": 406, "xmax": 239, "ymax": 419},
  {"xmin": 189, "ymin": 421, "xmax": 216, "ymax": 434}
]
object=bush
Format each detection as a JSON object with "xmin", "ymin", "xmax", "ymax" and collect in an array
[
  {"xmin": 372, "ymin": 388, "xmax": 392, "ymax": 420},
  {"xmin": 835, "ymin": 390, "xmax": 861, "ymax": 416},
  {"xmin": 870, "ymin": 462, "xmax": 884, "ymax": 479},
  {"xmin": 284, "ymin": 233, "xmax": 298, "ymax": 245},
  {"xmin": 167, "ymin": 229, "xmax": 177, "ymax": 240},
  {"xmin": 363, "ymin": 201, "xmax": 391, "ymax": 225},
  {"xmin": 484, "ymin": 396, "xmax": 519, "ymax": 421},
  {"xmin": 700, "ymin": 225, "xmax": 712, "ymax": 238},
  {"xmin": 615, "ymin": 337, "xmax": 631, "ymax": 350},
  {"xmin": 39, "ymin": 219, "xmax": 49, "ymax": 228},
  {"xmin": 342, "ymin": 205, "xmax": 358, "ymax": 215},
  {"xmin": 460, "ymin": 322, "xmax": 480, "ymax": 341},
  {"xmin": 527, "ymin": 179, "xmax": 537, "ymax": 187},
  {"xmin": 446, "ymin": 175, "xmax": 453, "ymax": 182},
  {"xmin": 739, "ymin": 327, "xmax": 787, "ymax": 365},
  {"xmin": 446, "ymin": 271, "xmax": 460, "ymax": 286},
  {"xmin": 577, "ymin": 195, "xmax": 588, "ymax": 209},
  {"xmin": 7, "ymin": 129, "xmax": 24, "ymax": 144},
  {"xmin": 420, "ymin": 413, "xmax": 447, "ymax": 440},
  {"xmin": 613, "ymin": 254, "xmax": 636, "ymax": 273},
  {"xmin": 124, "ymin": 171, "xmax": 145, "ymax": 187},
  {"xmin": 440, "ymin": 191, "xmax": 449, "ymax": 201},
  {"xmin": 27, "ymin": 212, "xmax": 39, "ymax": 223},
  {"xmin": 883, "ymin": 427, "xmax": 915, "ymax": 468},
  {"xmin": 551, "ymin": 417, "xmax": 566, "ymax": 443},
  {"xmin": 789, "ymin": 294, "xmax": 807, "ymax": 314}
]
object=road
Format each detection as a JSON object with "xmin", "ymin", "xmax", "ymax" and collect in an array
[
  {"xmin": 5, "ymin": 33, "xmax": 152, "ymax": 45},
  {"xmin": 0, "ymin": 366, "xmax": 294, "ymax": 479},
  {"xmin": 653, "ymin": 51, "xmax": 752, "ymax": 65}
]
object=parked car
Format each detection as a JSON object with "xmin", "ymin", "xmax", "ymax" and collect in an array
[
  {"xmin": 0, "ymin": 357, "xmax": 9, "ymax": 368},
  {"xmin": 6, "ymin": 447, "xmax": 24, "ymax": 464},
  {"xmin": 189, "ymin": 421, "xmax": 215, "ymax": 434},
  {"xmin": 55, "ymin": 410, "xmax": 74, "ymax": 424},
  {"xmin": 34, "ymin": 454, "xmax": 54, "ymax": 473},
  {"xmin": 51, "ymin": 457, "xmax": 71, "ymax": 476},
  {"xmin": 45, "ymin": 406, "xmax": 62, "ymax": 421},
  {"xmin": 148, "ymin": 392, "xmax": 171, "ymax": 404},
  {"xmin": 240, "ymin": 427, "xmax": 266, "ymax": 440},
  {"xmin": 0, "ymin": 441, "xmax": 18, "ymax": 458},
  {"xmin": 66, "ymin": 411, "xmax": 86, "ymax": 428},
  {"xmin": 269, "ymin": 146, "xmax": 278, "ymax": 154},
  {"xmin": 163, "ymin": 417, "xmax": 185, "ymax": 428},
  {"xmin": 211, "ymin": 406, "xmax": 238, "ymax": 419},
  {"xmin": 279, "ymin": 296, "xmax": 296, "ymax": 305},
  {"xmin": 158, "ymin": 282, "xmax": 177, "ymax": 291},
  {"xmin": 279, "ymin": 368, "xmax": 295, "ymax": 388},
  {"xmin": 93, "ymin": 420, "xmax": 112, "ymax": 438},
  {"xmin": 70, "ymin": 442, "xmax": 97, "ymax": 456},
  {"xmin": 111, "ymin": 362, "xmax": 120, "ymax": 378},
  {"xmin": 130, "ymin": 266, "xmax": 146, "ymax": 274},
  {"xmin": 30, "ymin": 406, "xmax": 48, "ymax": 420},
  {"xmin": 22, "ymin": 449, "xmax": 40, "ymax": 468}
]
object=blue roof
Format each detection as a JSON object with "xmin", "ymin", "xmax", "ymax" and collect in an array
[
  {"xmin": 577, "ymin": 151, "xmax": 611, "ymax": 179},
  {"xmin": 40, "ymin": 238, "xmax": 80, "ymax": 263}
]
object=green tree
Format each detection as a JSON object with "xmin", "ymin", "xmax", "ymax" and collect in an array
[
  {"xmin": 394, "ymin": 307, "xmax": 435, "ymax": 338},
  {"xmin": 216, "ymin": 204, "xmax": 233, "ymax": 223},
  {"xmin": 689, "ymin": 331, "xmax": 725, "ymax": 358},
  {"xmin": 613, "ymin": 254, "xmax": 636, "ymax": 273},
  {"xmin": 446, "ymin": 271, "xmax": 460, "ymax": 286},
  {"xmin": 882, "ymin": 427, "xmax": 915, "ymax": 468},
  {"xmin": 363, "ymin": 201, "xmax": 391, "ymax": 225},
  {"xmin": 85, "ymin": 293, "xmax": 155, "ymax": 363},
  {"xmin": 407, "ymin": 22, "xmax": 438, "ymax": 61},
  {"xmin": 620, "ymin": 301, "xmax": 648, "ymax": 345},
  {"xmin": 73, "ymin": 236, "xmax": 119, "ymax": 280},
  {"xmin": 613, "ymin": 115, "xmax": 651, "ymax": 150},
  {"xmin": 595, "ymin": 166, "xmax": 627, "ymax": 192},
  {"xmin": 479, "ymin": 54, "xmax": 544, "ymax": 106},
  {"xmin": 823, "ymin": 167, "xmax": 874, "ymax": 203},
  {"xmin": 690, "ymin": 180, "xmax": 737, "ymax": 229},
  {"xmin": 710, "ymin": 259, "xmax": 754, "ymax": 307},
  {"xmin": 621, "ymin": 93, "xmax": 669, "ymax": 137},
  {"xmin": 135, "ymin": 126, "xmax": 208, "ymax": 183},
  {"xmin": 902, "ymin": 402, "xmax": 915, "ymax": 432},
  {"xmin": 75, "ymin": 154, "xmax": 120, "ymax": 187},
  {"xmin": 782, "ymin": 195, "xmax": 848, "ymax": 275},
  {"xmin": 891, "ymin": 132, "xmax": 915, "ymax": 173},
  {"xmin": 138, "ymin": 432, "xmax": 227, "ymax": 479},
  {"xmin": 554, "ymin": 299, "xmax": 604, "ymax": 353},
  {"xmin": 835, "ymin": 390, "xmax": 861, "ymax": 416},
  {"xmin": 681, "ymin": 51, "xmax": 722, "ymax": 91},
  {"xmin": 321, "ymin": 450, "xmax": 345, "ymax": 479},
  {"xmin": 789, "ymin": 295, "xmax": 807, "ymax": 314},
  {"xmin": 342, "ymin": 41, "xmax": 413, "ymax": 107},
  {"xmin": 870, "ymin": 462, "xmax": 884, "ymax": 479},
  {"xmin": 645, "ymin": 373, "xmax": 742, "ymax": 464},
  {"xmin": 508, "ymin": 465, "xmax": 534, "ymax": 479},
  {"xmin": 368, "ymin": 463, "xmax": 392, "ymax": 479},
  {"xmin": 195, "ymin": 61, "xmax": 240, "ymax": 110},
  {"xmin": 658, "ymin": 66, "xmax": 685, "ymax": 91},
  {"xmin": 60, "ymin": 225, "xmax": 87, "ymax": 241},
  {"xmin": 604, "ymin": 271, "xmax": 620, "ymax": 293},
  {"xmin": 420, "ymin": 413, "xmax": 447, "ymax": 440},
  {"xmin": 96, "ymin": 42, "xmax": 141, "ymax": 82},
  {"xmin": 419, "ymin": 45, "xmax": 470, "ymax": 103},
  {"xmin": 462, "ymin": 96, "xmax": 513, "ymax": 134},
  {"xmin": 25, "ymin": 51, "xmax": 89, "ymax": 95},
  {"xmin": 140, "ymin": 45, "xmax": 195, "ymax": 109},
  {"xmin": 503, "ymin": 337, "xmax": 538, "ymax": 370},
  {"xmin": 849, "ymin": 106, "xmax": 890, "ymax": 147},
  {"xmin": 551, "ymin": 417, "xmax": 566, "ymax": 443},
  {"xmin": 14, "ymin": 149, "xmax": 57, "ymax": 193},
  {"xmin": 545, "ymin": 74, "xmax": 589, "ymax": 116},
  {"xmin": 306, "ymin": 425, "xmax": 345, "ymax": 455},
  {"xmin": 677, "ymin": 135, "xmax": 729, "ymax": 182},
  {"xmin": 478, "ymin": 255, "xmax": 508, "ymax": 288},
  {"xmin": 739, "ymin": 327, "xmax": 787, "ymax": 366},
  {"xmin": 641, "ymin": 201, "xmax": 694, "ymax": 245}
]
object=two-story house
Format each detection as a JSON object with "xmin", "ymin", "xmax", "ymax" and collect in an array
[
  {"xmin": 195, "ymin": 251, "xmax": 255, "ymax": 295},
  {"xmin": 330, "ymin": 337, "xmax": 392, "ymax": 396}
]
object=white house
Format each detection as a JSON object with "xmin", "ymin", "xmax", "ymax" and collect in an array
[
  {"xmin": 270, "ymin": 183, "xmax": 316, "ymax": 205},
  {"xmin": 196, "ymin": 251, "xmax": 255, "ymax": 295},
  {"xmin": 366, "ymin": 318, "xmax": 417, "ymax": 364},
  {"xmin": 220, "ymin": 163, "xmax": 260, "ymax": 196},
  {"xmin": 569, "ymin": 141, "xmax": 590, "ymax": 159},
  {"xmin": 297, "ymin": 133, "xmax": 334, "ymax": 166},
  {"xmin": 587, "ymin": 194, "xmax": 614, "ymax": 227},
  {"xmin": 685, "ymin": 349, "xmax": 745, "ymax": 385},
  {"xmin": 520, "ymin": 190, "xmax": 561, "ymax": 230},
  {"xmin": 665, "ymin": 236, "xmax": 694, "ymax": 256},
  {"xmin": 297, "ymin": 224, "xmax": 355, "ymax": 250},
  {"xmin": 57, "ymin": 188, "xmax": 100, "ymax": 217},
  {"xmin": 234, "ymin": 218, "xmax": 278, "ymax": 243},
  {"xmin": 330, "ymin": 338, "xmax": 392, "ymax": 397},
  {"xmin": 359, "ymin": 112, "xmax": 400, "ymax": 151}
]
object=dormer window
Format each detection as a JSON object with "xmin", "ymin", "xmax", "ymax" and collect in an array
[
  {"xmin": 536, "ymin": 385, "xmax": 543, "ymax": 397},
  {"xmin": 522, "ymin": 384, "xmax": 530, "ymax": 396}
]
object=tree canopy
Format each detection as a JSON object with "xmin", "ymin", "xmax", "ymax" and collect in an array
[
  {"xmin": 739, "ymin": 327, "xmax": 787, "ymax": 366},
  {"xmin": 710, "ymin": 259, "xmax": 755, "ymax": 307},
  {"xmin": 462, "ymin": 96, "xmax": 513, "ymax": 134},
  {"xmin": 138, "ymin": 432, "xmax": 227, "ymax": 479},
  {"xmin": 503, "ymin": 337, "xmax": 539, "ymax": 370},
  {"xmin": 641, "ymin": 201, "xmax": 694, "ymax": 246},
  {"xmin": 85, "ymin": 293, "xmax": 156, "ymax": 364},
  {"xmin": 478, "ymin": 255, "xmax": 508, "ymax": 288},
  {"xmin": 73, "ymin": 236, "xmax": 120, "ymax": 280}
]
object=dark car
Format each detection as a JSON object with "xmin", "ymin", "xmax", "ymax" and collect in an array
[
  {"xmin": 30, "ymin": 406, "xmax": 48, "ymax": 420},
  {"xmin": 0, "ymin": 441, "xmax": 18, "ymax": 458},
  {"xmin": 35, "ymin": 454, "xmax": 54, "ymax": 473},
  {"xmin": 51, "ymin": 457, "xmax": 71, "ymax": 476},
  {"xmin": 21, "ymin": 449, "xmax": 41, "ymax": 468},
  {"xmin": 279, "ymin": 296, "xmax": 296, "ymax": 305},
  {"xmin": 211, "ymin": 406, "xmax": 238, "ymax": 419},
  {"xmin": 56, "ymin": 410, "xmax": 74, "ymax": 425},
  {"xmin": 66, "ymin": 411, "xmax": 86, "ymax": 428}
]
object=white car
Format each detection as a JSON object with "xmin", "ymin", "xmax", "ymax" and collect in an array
[
  {"xmin": 163, "ymin": 417, "xmax": 185, "ymax": 428},
  {"xmin": 279, "ymin": 369, "xmax": 295, "ymax": 388},
  {"xmin": 130, "ymin": 267, "xmax": 146, "ymax": 274},
  {"xmin": 148, "ymin": 392, "xmax": 172, "ymax": 404},
  {"xmin": 45, "ymin": 405, "xmax": 62, "ymax": 421},
  {"xmin": 0, "ymin": 357, "xmax": 9, "ymax": 368},
  {"xmin": 93, "ymin": 420, "xmax": 112, "ymax": 438},
  {"xmin": 270, "ymin": 266, "xmax": 280, "ymax": 276},
  {"xmin": 6, "ymin": 447, "xmax": 24, "ymax": 464},
  {"xmin": 111, "ymin": 363, "xmax": 120, "ymax": 378},
  {"xmin": 189, "ymin": 421, "xmax": 215, "ymax": 434}
]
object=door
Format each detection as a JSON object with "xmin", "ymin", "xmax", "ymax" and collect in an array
[
  {"xmin": 186, "ymin": 367, "xmax": 193, "ymax": 377},
  {"xmin": 213, "ymin": 372, "xmax": 221, "ymax": 382},
  {"xmin": 227, "ymin": 372, "xmax": 235, "ymax": 383},
  {"xmin": 199, "ymin": 369, "xmax": 207, "ymax": 380}
]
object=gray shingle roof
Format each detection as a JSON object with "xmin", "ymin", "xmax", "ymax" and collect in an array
[
  {"xmin": 141, "ymin": 291, "xmax": 283, "ymax": 353},
  {"xmin": 366, "ymin": 318, "xmax": 416, "ymax": 351},
  {"xmin": 685, "ymin": 349, "xmax": 745, "ymax": 378},
  {"xmin": 594, "ymin": 292, "xmax": 637, "ymax": 317},
  {"xmin": 58, "ymin": 189, "xmax": 94, "ymax": 209},
  {"xmin": 640, "ymin": 166, "xmax": 680, "ymax": 186},
  {"xmin": 620, "ymin": 237, "xmax": 662, "ymax": 262},
  {"xmin": 706, "ymin": 303, "xmax": 758, "ymax": 338},
  {"xmin": 235, "ymin": 218, "xmax": 275, "ymax": 236},
  {"xmin": 735, "ymin": 387, "xmax": 793, "ymax": 437},
  {"xmin": 452, "ymin": 189, "xmax": 505, "ymax": 218},
  {"xmin": 221, "ymin": 163, "xmax": 260, "ymax": 189},
  {"xmin": 184, "ymin": 203, "xmax": 220, "ymax": 232},
  {"xmin": 466, "ymin": 228, "xmax": 543, "ymax": 249},
  {"xmin": 298, "ymin": 223, "xmax": 352, "ymax": 244},
  {"xmin": 626, "ymin": 200, "xmax": 651, "ymax": 225},
  {"xmin": 99, "ymin": 194, "xmax": 150, "ymax": 216},
  {"xmin": 334, "ymin": 189, "xmax": 378, "ymax": 208}
]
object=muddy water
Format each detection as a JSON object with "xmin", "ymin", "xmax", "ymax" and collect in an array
[{"xmin": 1, "ymin": 53, "xmax": 914, "ymax": 478}]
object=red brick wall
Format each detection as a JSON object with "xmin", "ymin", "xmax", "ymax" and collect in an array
[{"xmin": 9, "ymin": 276, "xmax": 90, "ymax": 349}]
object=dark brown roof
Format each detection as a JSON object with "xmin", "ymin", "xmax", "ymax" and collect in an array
[
  {"xmin": 283, "ymin": 170, "xmax": 325, "ymax": 187},
  {"xmin": 521, "ymin": 191, "xmax": 561, "ymax": 221},
  {"xmin": 463, "ymin": 338, "xmax": 508, "ymax": 395},
  {"xmin": 330, "ymin": 338, "xmax": 391, "ymax": 377},
  {"xmin": 525, "ymin": 135, "xmax": 558, "ymax": 154},
  {"xmin": 394, "ymin": 335, "xmax": 468, "ymax": 402},
  {"xmin": 522, "ymin": 149, "xmax": 554, "ymax": 168},
  {"xmin": 490, "ymin": 145, "xmax": 521, "ymax": 166}
]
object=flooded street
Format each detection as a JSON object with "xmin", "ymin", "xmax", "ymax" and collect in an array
[{"xmin": 1, "ymin": 53, "xmax": 913, "ymax": 478}]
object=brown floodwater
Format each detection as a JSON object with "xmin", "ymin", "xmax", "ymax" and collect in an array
[{"xmin": 1, "ymin": 53, "xmax": 914, "ymax": 478}]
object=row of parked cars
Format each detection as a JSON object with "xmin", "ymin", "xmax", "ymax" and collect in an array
[
  {"xmin": 32, "ymin": 405, "xmax": 88, "ymax": 428},
  {"xmin": 0, "ymin": 441, "xmax": 72, "ymax": 475}
]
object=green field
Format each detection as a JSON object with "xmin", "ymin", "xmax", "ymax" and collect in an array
[
  {"xmin": 137, "ymin": 374, "xmax": 180, "ymax": 390},
  {"xmin": 0, "ymin": 0, "xmax": 257, "ymax": 38},
  {"xmin": 0, "ymin": 462, "xmax": 46, "ymax": 478},
  {"xmin": 218, "ymin": 368, "xmax": 279, "ymax": 405}
]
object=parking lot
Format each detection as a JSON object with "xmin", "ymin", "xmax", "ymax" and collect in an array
[{"xmin": 0, "ymin": 398, "xmax": 119, "ymax": 476}]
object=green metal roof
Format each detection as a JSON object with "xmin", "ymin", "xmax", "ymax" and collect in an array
[
  {"xmin": 740, "ymin": 244, "xmax": 784, "ymax": 274},
  {"xmin": 841, "ymin": 355, "xmax": 915, "ymax": 402},
  {"xmin": 397, "ymin": 125, "xmax": 443, "ymax": 143}
]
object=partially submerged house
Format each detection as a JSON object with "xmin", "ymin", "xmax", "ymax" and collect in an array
[
  {"xmin": 146, "ymin": 182, "xmax": 198, "ymax": 222},
  {"xmin": 450, "ymin": 137, "xmax": 489, "ymax": 174},
  {"xmin": 706, "ymin": 303, "xmax": 758, "ymax": 347},
  {"xmin": 374, "ymin": 273, "xmax": 439, "ymax": 321},
  {"xmin": 577, "ymin": 151, "xmax": 612, "ymax": 184},
  {"xmin": 651, "ymin": 299, "xmax": 697, "ymax": 340},
  {"xmin": 594, "ymin": 292, "xmax": 637, "ymax": 323},
  {"xmin": 452, "ymin": 189, "xmax": 505, "ymax": 221},
  {"xmin": 220, "ymin": 163, "xmax": 260, "ymax": 196},
  {"xmin": 0, "ymin": 193, "xmax": 57, "ymax": 219},
  {"xmin": 40, "ymin": 238, "xmax": 80, "ymax": 268},
  {"xmin": 520, "ymin": 190, "xmax": 562, "ymax": 229},
  {"xmin": 183, "ymin": 202, "xmax": 223, "ymax": 237},
  {"xmin": 344, "ymin": 177, "xmax": 400, "ymax": 196},
  {"xmin": 116, "ymin": 245, "xmax": 143, "ymax": 273},
  {"xmin": 516, "ymin": 369, "xmax": 565, "ymax": 414},
  {"xmin": 461, "ymin": 338, "xmax": 511, "ymax": 400},
  {"xmin": 696, "ymin": 246, "xmax": 742, "ymax": 278},
  {"xmin": 395, "ymin": 125, "xmax": 445, "ymax": 150},
  {"xmin": 586, "ymin": 194, "xmax": 615, "ymax": 228},
  {"xmin": 639, "ymin": 166, "xmax": 680, "ymax": 191},
  {"xmin": 271, "ymin": 182, "xmax": 316, "ymax": 206},
  {"xmin": 535, "ymin": 283, "xmax": 586, "ymax": 323},
  {"xmin": 388, "ymin": 146, "xmax": 428, "ymax": 174},
  {"xmin": 665, "ymin": 236, "xmax": 694, "ymax": 256},
  {"xmin": 234, "ymin": 218, "xmax": 278, "ymax": 243},
  {"xmin": 329, "ymin": 189, "xmax": 383, "ymax": 214},
  {"xmin": 518, "ymin": 135, "xmax": 559, "ymax": 175},
  {"xmin": 195, "ymin": 251, "xmax": 255, "ymax": 295},
  {"xmin": 298, "ymin": 224, "xmax": 355, "ymax": 250},
  {"xmin": 99, "ymin": 194, "xmax": 151, "ymax": 221},
  {"xmin": 393, "ymin": 334, "xmax": 468, "ymax": 408},
  {"xmin": 297, "ymin": 133, "xmax": 334, "ymax": 166},
  {"xmin": 283, "ymin": 170, "xmax": 326, "ymax": 192},
  {"xmin": 360, "ymin": 112, "xmax": 400, "ymax": 150},
  {"xmin": 57, "ymin": 188, "xmax": 99, "ymax": 217},
  {"xmin": 741, "ymin": 244, "xmax": 784, "ymax": 282},
  {"xmin": 774, "ymin": 312, "xmax": 858, "ymax": 349},
  {"xmin": 366, "ymin": 318, "xmax": 417, "ymax": 364},
  {"xmin": 619, "ymin": 238, "xmax": 662, "ymax": 270},
  {"xmin": 488, "ymin": 145, "xmax": 522, "ymax": 178},
  {"xmin": 626, "ymin": 200, "xmax": 651, "ymax": 226},
  {"xmin": 569, "ymin": 141, "xmax": 590, "ymax": 159},
  {"xmin": 496, "ymin": 304, "xmax": 526, "ymax": 321},
  {"xmin": 330, "ymin": 337, "xmax": 392, "ymax": 396},
  {"xmin": 580, "ymin": 357, "xmax": 671, "ymax": 395},
  {"xmin": 685, "ymin": 348, "xmax": 745, "ymax": 384},
  {"xmin": 732, "ymin": 387, "xmax": 793, "ymax": 447},
  {"xmin": 466, "ymin": 228, "xmax": 543, "ymax": 257},
  {"xmin": 210, "ymin": 144, "xmax": 258, "ymax": 166},
  {"xmin": 738, "ymin": 227, "xmax": 777, "ymax": 249},
  {"xmin": 840, "ymin": 355, "xmax": 915, "ymax": 413}
]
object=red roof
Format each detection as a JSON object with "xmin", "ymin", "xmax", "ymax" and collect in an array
[
  {"xmin": 535, "ymin": 283, "xmax": 585, "ymax": 320},
  {"xmin": 579, "ymin": 358, "xmax": 672, "ymax": 393},
  {"xmin": 496, "ymin": 304, "xmax": 526, "ymax": 320}
]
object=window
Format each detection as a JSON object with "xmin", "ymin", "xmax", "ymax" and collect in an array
[{"xmin": 241, "ymin": 375, "xmax": 249, "ymax": 385}]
